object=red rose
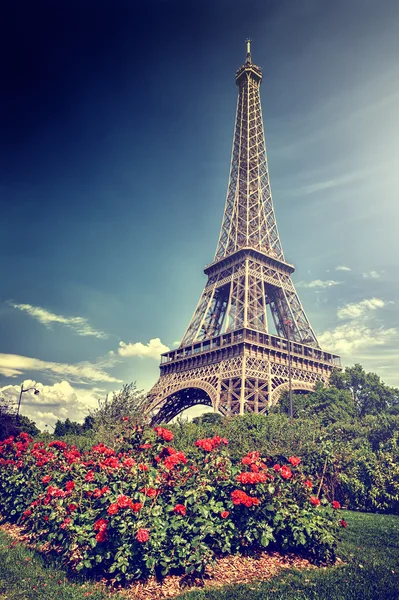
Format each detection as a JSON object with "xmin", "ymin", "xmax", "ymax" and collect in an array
[
  {"xmin": 42, "ymin": 475, "xmax": 51, "ymax": 484},
  {"xmin": 140, "ymin": 487, "xmax": 158, "ymax": 497},
  {"xmin": 310, "ymin": 496, "xmax": 321, "ymax": 507},
  {"xmin": 136, "ymin": 528, "xmax": 149, "ymax": 543},
  {"xmin": 241, "ymin": 456, "xmax": 251, "ymax": 465},
  {"xmin": 122, "ymin": 417, "xmax": 129, "ymax": 421},
  {"xmin": 65, "ymin": 481, "xmax": 75, "ymax": 491},
  {"xmin": 67, "ymin": 503, "xmax": 78, "ymax": 512},
  {"xmin": 288, "ymin": 456, "xmax": 301, "ymax": 466},
  {"xmin": 93, "ymin": 518, "xmax": 108, "ymax": 531},
  {"xmin": 173, "ymin": 504, "xmax": 186, "ymax": 516},
  {"xmin": 332, "ymin": 500, "xmax": 341, "ymax": 509},
  {"xmin": 60, "ymin": 517, "xmax": 72, "ymax": 529},
  {"xmin": 85, "ymin": 471, "xmax": 95, "ymax": 482},
  {"xmin": 340, "ymin": 519, "xmax": 347, "ymax": 528},
  {"xmin": 117, "ymin": 495, "xmax": 132, "ymax": 508},
  {"xmin": 131, "ymin": 502, "xmax": 143, "ymax": 512},
  {"xmin": 138, "ymin": 463, "xmax": 148, "ymax": 471},
  {"xmin": 107, "ymin": 503, "xmax": 119, "ymax": 515},
  {"xmin": 154, "ymin": 427, "xmax": 174, "ymax": 442},
  {"xmin": 304, "ymin": 479, "xmax": 313, "ymax": 488},
  {"xmin": 140, "ymin": 444, "xmax": 152, "ymax": 449},
  {"xmin": 280, "ymin": 466, "xmax": 292, "ymax": 479},
  {"xmin": 96, "ymin": 530, "xmax": 107, "ymax": 542},
  {"xmin": 273, "ymin": 464, "xmax": 281, "ymax": 472},
  {"xmin": 221, "ymin": 511, "xmax": 230, "ymax": 519}
]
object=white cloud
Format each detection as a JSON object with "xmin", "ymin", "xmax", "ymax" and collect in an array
[
  {"xmin": 0, "ymin": 353, "xmax": 122, "ymax": 384},
  {"xmin": 319, "ymin": 323, "xmax": 397, "ymax": 356},
  {"xmin": 296, "ymin": 279, "xmax": 342, "ymax": 289},
  {"xmin": 10, "ymin": 303, "xmax": 108, "ymax": 339},
  {"xmin": 362, "ymin": 270, "xmax": 383, "ymax": 279},
  {"xmin": 0, "ymin": 380, "xmax": 110, "ymax": 431},
  {"xmin": 337, "ymin": 298, "xmax": 385, "ymax": 320},
  {"xmin": 118, "ymin": 338, "xmax": 170, "ymax": 359},
  {"xmin": 335, "ymin": 265, "xmax": 351, "ymax": 272},
  {"xmin": 319, "ymin": 296, "xmax": 397, "ymax": 357}
]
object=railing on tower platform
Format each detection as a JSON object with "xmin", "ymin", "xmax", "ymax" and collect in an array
[{"xmin": 160, "ymin": 328, "xmax": 341, "ymax": 368}]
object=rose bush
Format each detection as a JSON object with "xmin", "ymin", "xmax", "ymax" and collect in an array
[{"xmin": 0, "ymin": 425, "xmax": 344, "ymax": 582}]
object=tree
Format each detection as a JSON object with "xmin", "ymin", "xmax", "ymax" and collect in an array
[
  {"xmin": 330, "ymin": 365, "xmax": 399, "ymax": 418},
  {"xmin": 90, "ymin": 383, "xmax": 147, "ymax": 427},
  {"xmin": 0, "ymin": 396, "xmax": 39, "ymax": 440},
  {"xmin": 192, "ymin": 412, "xmax": 223, "ymax": 426},
  {"xmin": 18, "ymin": 415, "xmax": 40, "ymax": 437}
]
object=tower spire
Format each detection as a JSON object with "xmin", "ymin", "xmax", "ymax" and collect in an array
[{"xmin": 246, "ymin": 38, "xmax": 252, "ymax": 63}]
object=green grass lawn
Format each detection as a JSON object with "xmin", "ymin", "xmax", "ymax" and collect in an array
[
  {"xmin": 0, "ymin": 511, "xmax": 398, "ymax": 600},
  {"xmin": 0, "ymin": 530, "xmax": 109, "ymax": 600},
  {"xmin": 176, "ymin": 511, "xmax": 399, "ymax": 600}
]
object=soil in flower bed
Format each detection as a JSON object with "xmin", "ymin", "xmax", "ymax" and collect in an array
[
  {"xmin": 119, "ymin": 552, "xmax": 318, "ymax": 600},
  {"xmin": 0, "ymin": 520, "xmax": 317, "ymax": 600}
]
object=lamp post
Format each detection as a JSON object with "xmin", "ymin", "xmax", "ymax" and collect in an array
[
  {"xmin": 17, "ymin": 384, "xmax": 40, "ymax": 424},
  {"xmin": 284, "ymin": 319, "xmax": 293, "ymax": 424}
]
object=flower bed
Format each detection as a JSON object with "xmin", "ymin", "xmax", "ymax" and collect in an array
[{"xmin": 0, "ymin": 425, "xmax": 345, "ymax": 583}]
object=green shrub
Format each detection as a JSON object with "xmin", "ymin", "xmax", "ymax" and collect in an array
[{"xmin": 0, "ymin": 427, "xmax": 342, "ymax": 583}]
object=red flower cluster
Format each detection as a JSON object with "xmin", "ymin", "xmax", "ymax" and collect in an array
[
  {"xmin": 195, "ymin": 436, "xmax": 228, "ymax": 452},
  {"xmin": 94, "ymin": 518, "xmax": 108, "ymax": 542},
  {"xmin": 221, "ymin": 510, "xmax": 230, "ymax": 519},
  {"xmin": 140, "ymin": 487, "xmax": 158, "ymax": 497},
  {"xmin": 92, "ymin": 443, "xmax": 115, "ymax": 457},
  {"xmin": 107, "ymin": 503, "xmax": 119, "ymax": 515},
  {"xmin": 236, "ymin": 472, "xmax": 267, "ymax": 484},
  {"xmin": 241, "ymin": 451, "xmax": 260, "ymax": 466},
  {"xmin": 310, "ymin": 496, "xmax": 321, "ymax": 507},
  {"xmin": 153, "ymin": 427, "xmax": 174, "ymax": 442},
  {"xmin": 173, "ymin": 504, "xmax": 187, "ymax": 516},
  {"xmin": 84, "ymin": 471, "xmax": 95, "ymax": 482},
  {"xmin": 42, "ymin": 475, "xmax": 51, "ymax": 484},
  {"xmin": 117, "ymin": 495, "xmax": 132, "ymax": 508},
  {"xmin": 288, "ymin": 456, "xmax": 301, "ymax": 466},
  {"xmin": 163, "ymin": 447, "xmax": 187, "ymax": 470},
  {"xmin": 340, "ymin": 519, "xmax": 347, "ymax": 528},
  {"xmin": 93, "ymin": 486, "xmax": 110, "ymax": 498},
  {"xmin": 136, "ymin": 528, "xmax": 149, "ymax": 543},
  {"xmin": 65, "ymin": 481, "xmax": 75, "ymax": 492},
  {"xmin": 60, "ymin": 517, "xmax": 72, "ymax": 530},
  {"xmin": 281, "ymin": 466, "xmax": 293, "ymax": 479},
  {"xmin": 48, "ymin": 440, "xmax": 68, "ymax": 450},
  {"xmin": 304, "ymin": 479, "xmax": 313, "ymax": 488},
  {"xmin": 332, "ymin": 500, "xmax": 341, "ymax": 509},
  {"xmin": 231, "ymin": 489, "xmax": 260, "ymax": 507}
]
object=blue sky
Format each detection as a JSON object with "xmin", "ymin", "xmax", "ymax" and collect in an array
[{"xmin": 1, "ymin": 0, "xmax": 398, "ymax": 429}]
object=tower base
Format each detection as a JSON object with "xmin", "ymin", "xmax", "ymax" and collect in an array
[{"xmin": 145, "ymin": 328, "xmax": 340, "ymax": 424}]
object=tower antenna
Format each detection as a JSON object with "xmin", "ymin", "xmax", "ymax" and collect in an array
[{"xmin": 246, "ymin": 38, "xmax": 252, "ymax": 63}]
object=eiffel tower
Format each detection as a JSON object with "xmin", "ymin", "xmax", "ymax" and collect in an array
[{"xmin": 146, "ymin": 41, "xmax": 340, "ymax": 424}]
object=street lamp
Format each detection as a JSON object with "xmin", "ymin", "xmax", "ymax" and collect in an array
[
  {"xmin": 16, "ymin": 384, "xmax": 40, "ymax": 424},
  {"xmin": 284, "ymin": 319, "xmax": 293, "ymax": 424}
]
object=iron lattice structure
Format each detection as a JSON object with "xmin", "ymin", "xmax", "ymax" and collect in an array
[{"xmin": 146, "ymin": 42, "xmax": 340, "ymax": 424}]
